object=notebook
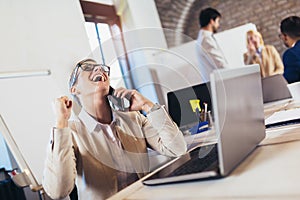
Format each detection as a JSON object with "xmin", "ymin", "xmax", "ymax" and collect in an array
[
  {"xmin": 143, "ymin": 64, "xmax": 266, "ymax": 185},
  {"xmin": 261, "ymin": 74, "xmax": 292, "ymax": 103}
]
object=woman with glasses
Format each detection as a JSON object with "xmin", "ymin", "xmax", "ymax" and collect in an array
[
  {"xmin": 244, "ymin": 30, "xmax": 284, "ymax": 78},
  {"xmin": 42, "ymin": 58, "xmax": 187, "ymax": 200}
]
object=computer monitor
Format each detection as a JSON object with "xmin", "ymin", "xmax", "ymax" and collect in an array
[{"xmin": 167, "ymin": 83, "xmax": 212, "ymax": 131}]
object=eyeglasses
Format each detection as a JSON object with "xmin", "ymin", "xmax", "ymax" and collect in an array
[
  {"xmin": 69, "ymin": 63, "xmax": 110, "ymax": 88},
  {"xmin": 79, "ymin": 63, "xmax": 110, "ymax": 75}
]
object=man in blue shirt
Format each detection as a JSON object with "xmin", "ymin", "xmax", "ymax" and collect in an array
[{"xmin": 279, "ymin": 16, "xmax": 300, "ymax": 83}]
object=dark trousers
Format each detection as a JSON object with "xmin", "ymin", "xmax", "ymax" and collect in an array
[{"xmin": 0, "ymin": 179, "xmax": 26, "ymax": 200}]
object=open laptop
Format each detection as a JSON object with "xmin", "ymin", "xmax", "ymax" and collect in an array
[
  {"xmin": 261, "ymin": 74, "xmax": 291, "ymax": 103},
  {"xmin": 143, "ymin": 64, "xmax": 266, "ymax": 185},
  {"xmin": 167, "ymin": 82, "xmax": 212, "ymax": 133}
]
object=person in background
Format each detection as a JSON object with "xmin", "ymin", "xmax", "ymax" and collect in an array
[
  {"xmin": 196, "ymin": 7, "xmax": 228, "ymax": 83},
  {"xmin": 42, "ymin": 58, "xmax": 187, "ymax": 200},
  {"xmin": 279, "ymin": 16, "xmax": 300, "ymax": 83},
  {"xmin": 244, "ymin": 30, "xmax": 284, "ymax": 78}
]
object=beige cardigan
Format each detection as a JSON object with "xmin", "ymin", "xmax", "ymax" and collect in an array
[
  {"xmin": 244, "ymin": 45, "xmax": 284, "ymax": 77},
  {"xmin": 42, "ymin": 107, "xmax": 187, "ymax": 200}
]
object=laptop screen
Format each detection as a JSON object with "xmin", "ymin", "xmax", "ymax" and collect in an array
[
  {"xmin": 211, "ymin": 64, "xmax": 266, "ymax": 175},
  {"xmin": 167, "ymin": 83, "xmax": 212, "ymax": 130},
  {"xmin": 261, "ymin": 74, "xmax": 291, "ymax": 103}
]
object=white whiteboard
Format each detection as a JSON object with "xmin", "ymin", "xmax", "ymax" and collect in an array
[
  {"xmin": 0, "ymin": 74, "xmax": 64, "ymax": 185},
  {"xmin": 214, "ymin": 23, "xmax": 257, "ymax": 67}
]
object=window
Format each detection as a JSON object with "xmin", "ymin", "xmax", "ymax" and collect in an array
[
  {"xmin": 80, "ymin": 0, "xmax": 133, "ymax": 89},
  {"xmin": 84, "ymin": 22, "xmax": 125, "ymax": 88}
]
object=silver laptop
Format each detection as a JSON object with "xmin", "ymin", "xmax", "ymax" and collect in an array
[
  {"xmin": 262, "ymin": 74, "xmax": 291, "ymax": 103},
  {"xmin": 143, "ymin": 64, "xmax": 266, "ymax": 185}
]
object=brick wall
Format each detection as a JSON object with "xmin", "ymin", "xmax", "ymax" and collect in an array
[{"xmin": 154, "ymin": 0, "xmax": 300, "ymax": 56}]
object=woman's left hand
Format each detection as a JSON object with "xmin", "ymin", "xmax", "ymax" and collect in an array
[{"xmin": 113, "ymin": 87, "xmax": 154, "ymax": 113}]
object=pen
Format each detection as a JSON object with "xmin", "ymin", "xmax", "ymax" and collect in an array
[
  {"xmin": 204, "ymin": 102, "xmax": 207, "ymax": 113},
  {"xmin": 203, "ymin": 102, "xmax": 208, "ymax": 121}
]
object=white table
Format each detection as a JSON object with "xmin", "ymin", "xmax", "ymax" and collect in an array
[{"xmin": 108, "ymin": 100, "xmax": 300, "ymax": 200}]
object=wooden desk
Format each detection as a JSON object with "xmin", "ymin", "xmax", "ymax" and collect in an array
[{"xmin": 109, "ymin": 100, "xmax": 300, "ymax": 200}]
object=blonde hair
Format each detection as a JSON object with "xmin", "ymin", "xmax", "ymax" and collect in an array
[{"xmin": 246, "ymin": 30, "xmax": 264, "ymax": 46}]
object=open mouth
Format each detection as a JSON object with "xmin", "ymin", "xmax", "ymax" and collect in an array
[{"xmin": 92, "ymin": 74, "xmax": 106, "ymax": 82}]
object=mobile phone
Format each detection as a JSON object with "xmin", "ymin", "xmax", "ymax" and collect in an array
[{"xmin": 107, "ymin": 87, "xmax": 131, "ymax": 112}]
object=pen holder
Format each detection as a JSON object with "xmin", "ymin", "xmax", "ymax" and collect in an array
[{"xmin": 199, "ymin": 111, "xmax": 213, "ymax": 128}]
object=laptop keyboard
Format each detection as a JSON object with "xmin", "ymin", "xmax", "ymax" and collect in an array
[
  {"xmin": 169, "ymin": 144, "xmax": 219, "ymax": 177},
  {"xmin": 265, "ymin": 118, "xmax": 300, "ymax": 129}
]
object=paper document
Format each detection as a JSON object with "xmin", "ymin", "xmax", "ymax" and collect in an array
[{"xmin": 265, "ymin": 108, "xmax": 300, "ymax": 125}]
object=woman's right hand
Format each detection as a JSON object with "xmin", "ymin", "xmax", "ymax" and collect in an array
[
  {"xmin": 247, "ymin": 42, "xmax": 256, "ymax": 54},
  {"xmin": 54, "ymin": 96, "xmax": 72, "ymax": 128}
]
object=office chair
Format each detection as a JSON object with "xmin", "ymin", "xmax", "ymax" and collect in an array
[{"xmin": 69, "ymin": 184, "xmax": 78, "ymax": 200}]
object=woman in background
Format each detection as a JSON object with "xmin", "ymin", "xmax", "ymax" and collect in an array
[{"xmin": 244, "ymin": 30, "xmax": 284, "ymax": 77}]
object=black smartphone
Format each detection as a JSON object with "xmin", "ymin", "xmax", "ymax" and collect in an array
[{"xmin": 107, "ymin": 86, "xmax": 131, "ymax": 112}]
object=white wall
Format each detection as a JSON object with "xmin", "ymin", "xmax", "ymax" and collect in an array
[
  {"xmin": 0, "ymin": 0, "xmax": 91, "ymax": 185},
  {"xmin": 114, "ymin": 0, "xmax": 168, "ymax": 104},
  {"xmin": 150, "ymin": 40, "xmax": 202, "ymax": 107},
  {"xmin": 0, "ymin": 0, "xmax": 91, "ymax": 92}
]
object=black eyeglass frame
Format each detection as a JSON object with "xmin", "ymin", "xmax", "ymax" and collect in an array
[{"xmin": 69, "ymin": 63, "xmax": 110, "ymax": 88}]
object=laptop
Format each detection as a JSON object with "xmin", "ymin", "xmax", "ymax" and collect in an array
[
  {"xmin": 261, "ymin": 74, "xmax": 291, "ymax": 103},
  {"xmin": 143, "ymin": 64, "xmax": 266, "ymax": 185},
  {"xmin": 167, "ymin": 82, "xmax": 212, "ymax": 133}
]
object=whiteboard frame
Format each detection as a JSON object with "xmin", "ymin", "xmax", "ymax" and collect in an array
[{"xmin": 0, "ymin": 115, "xmax": 40, "ymax": 190}]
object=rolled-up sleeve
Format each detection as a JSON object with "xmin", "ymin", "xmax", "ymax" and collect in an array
[
  {"xmin": 142, "ymin": 106, "xmax": 187, "ymax": 157},
  {"xmin": 42, "ymin": 127, "xmax": 77, "ymax": 199}
]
